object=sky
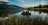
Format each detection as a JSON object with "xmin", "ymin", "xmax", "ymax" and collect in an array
[{"xmin": 0, "ymin": 0, "xmax": 48, "ymax": 8}]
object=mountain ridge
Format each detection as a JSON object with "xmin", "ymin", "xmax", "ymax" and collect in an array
[{"xmin": 0, "ymin": 2, "xmax": 25, "ymax": 17}]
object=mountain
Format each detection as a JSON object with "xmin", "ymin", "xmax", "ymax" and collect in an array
[
  {"xmin": 0, "ymin": 2, "xmax": 25, "ymax": 17},
  {"xmin": 8, "ymin": 4, "xmax": 25, "ymax": 14}
]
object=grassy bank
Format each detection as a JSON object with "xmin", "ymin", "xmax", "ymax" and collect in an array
[
  {"xmin": 27, "ymin": 8, "xmax": 48, "ymax": 13},
  {"xmin": 0, "ymin": 16, "xmax": 48, "ymax": 25},
  {"xmin": 32, "ymin": 8, "xmax": 48, "ymax": 11}
]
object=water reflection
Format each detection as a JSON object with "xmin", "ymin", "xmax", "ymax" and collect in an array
[{"xmin": 14, "ymin": 10, "xmax": 48, "ymax": 20}]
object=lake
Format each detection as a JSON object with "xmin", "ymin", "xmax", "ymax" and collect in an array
[{"xmin": 14, "ymin": 10, "xmax": 48, "ymax": 21}]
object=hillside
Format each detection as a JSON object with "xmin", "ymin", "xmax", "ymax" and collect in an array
[
  {"xmin": 0, "ymin": 2, "xmax": 25, "ymax": 17},
  {"xmin": 8, "ymin": 4, "xmax": 25, "ymax": 14}
]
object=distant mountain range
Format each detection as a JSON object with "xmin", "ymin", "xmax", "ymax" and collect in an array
[
  {"xmin": 0, "ymin": 2, "xmax": 25, "ymax": 14},
  {"xmin": 0, "ymin": 2, "xmax": 25, "ymax": 17},
  {"xmin": 8, "ymin": 4, "xmax": 25, "ymax": 14}
]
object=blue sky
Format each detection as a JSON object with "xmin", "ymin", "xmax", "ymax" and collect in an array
[{"xmin": 8, "ymin": 0, "xmax": 48, "ymax": 8}]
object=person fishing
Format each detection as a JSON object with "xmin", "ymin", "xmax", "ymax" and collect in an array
[{"xmin": 21, "ymin": 10, "xmax": 31, "ymax": 18}]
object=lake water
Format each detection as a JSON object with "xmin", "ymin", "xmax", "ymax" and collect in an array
[
  {"xmin": 1, "ymin": 10, "xmax": 48, "ymax": 21},
  {"xmin": 14, "ymin": 10, "xmax": 48, "ymax": 20}
]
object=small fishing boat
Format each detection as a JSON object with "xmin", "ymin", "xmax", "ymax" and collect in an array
[{"xmin": 21, "ymin": 10, "xmax": 31, "ymax": 16}]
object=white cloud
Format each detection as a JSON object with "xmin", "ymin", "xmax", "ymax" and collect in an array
[
  {"xmin": 21, "ymin": 4, "xmax": 40, "ymax": 8},
  {"xmin": 16, "ymin": 0, "xmax": 46, "ymax": 8},
  {"xmin": 9, "ymin": 0, "xmax": 47, "ymax": 8}
]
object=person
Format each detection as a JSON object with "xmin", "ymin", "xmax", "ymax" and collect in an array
[
  {"xmin": 26, "ymin": 10, "xmax": 29, "ymax": 14},
  {"xmin": 21, "ymin": 11, "xmax": 26, "ymax": 15}
]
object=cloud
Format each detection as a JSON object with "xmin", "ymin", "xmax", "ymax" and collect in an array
[
  {"xmin": 9, "ymin": 0, "xmax": 47, "ymax": 8},
  {"xmin": 21, "ymin": 3, "xmax": 40, "ymax": 8},
  {"xmin": 15, "ymin": 0, "xmax": 40, "ymax": 8}
]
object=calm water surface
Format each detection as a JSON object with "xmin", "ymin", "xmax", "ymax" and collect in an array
[{"xmin": 14, "ymin": 10, "xmax": 48, "ymax": 20}]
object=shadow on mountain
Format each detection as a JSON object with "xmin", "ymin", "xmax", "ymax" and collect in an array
[{"xmin": 0, "ymin": 1, "xmax": 25, "ymax": 17}]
